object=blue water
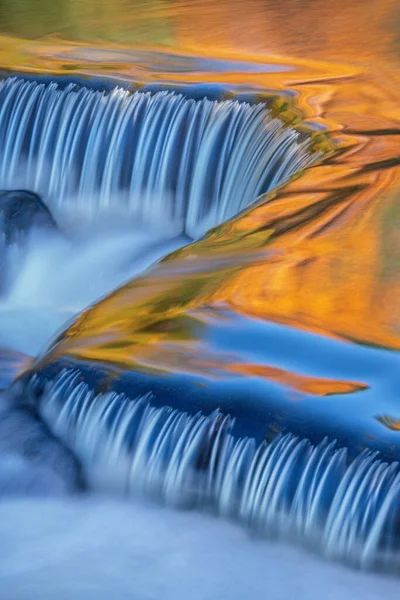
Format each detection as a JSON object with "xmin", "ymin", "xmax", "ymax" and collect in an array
[
  {"xmin": 0, "ymin": 78, "xmax": 314, "ymax": 238},
  {"xmin": 1, "ymin": 496, "xmax": 398, "ymax": 600},
  {"xmin": 0, "ymin": 76, "xmax": 398, "ymax": 594}
]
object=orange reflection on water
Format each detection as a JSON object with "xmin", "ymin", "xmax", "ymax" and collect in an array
[
  {"xmin": 33, "ymin": 54, "xmax": 400, "ymax": 374},
  {"xmin": 377, "ymin": 416, "xmax": 400, "ymax": 432},
  {"xmin": 1, "ymin": 1, "xmax": 397, "ymax": 403},
  {"xmin": 172, "ymin": 0, "xmax": 400, "ymax": 72},
  {"xmin": 226, "ymin": 363, "xmax": 367, "ymax": 397}
]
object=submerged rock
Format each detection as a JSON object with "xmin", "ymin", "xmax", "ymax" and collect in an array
[
  {"xmin": 0, "ymin": 190, "xmax": 57, "ymax": 244},
  {"xmin": 0, "ymin": 391, "xmax": 85, "ymax": 495}
]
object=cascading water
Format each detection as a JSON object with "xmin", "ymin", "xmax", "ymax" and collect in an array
[
  {"xmin": 1, "ymin": 74, "xmax": 398, "ymax": 585},
  {"xmin": 25, "ymin": 369, "xmax": 400, "ymax": 572},
  {"xmin": 0, "ymin": 77, "xmax": 316, "ymax": 354},
  {"xmin": 0, "ymin": 77, "xmax": 315, "ymax": 237}
]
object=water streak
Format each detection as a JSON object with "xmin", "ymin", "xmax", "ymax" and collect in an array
[
  {"xmin": 0, "ymin": 78, "xmax": 315, "ymax": 236},
  {"xmin": 28, "ymin": 369, "xmax": 400, "ymax": 571}
]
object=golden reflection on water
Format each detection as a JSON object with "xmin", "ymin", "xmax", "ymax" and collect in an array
[
  {"xmin": 1, "ymin": 0, "xmax": 400, "ymax": 70},
  {"xmin": 2, "ymin": 1, "xmax": 400, "ymax": 407}
]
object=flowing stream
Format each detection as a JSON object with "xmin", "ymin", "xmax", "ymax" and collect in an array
[{"xmin": 0, "ymin": 74, "xmax": 398, "ymax": 596}]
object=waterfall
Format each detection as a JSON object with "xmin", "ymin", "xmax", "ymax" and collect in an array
[
  {"xmin": 0, "ymin": 77, "xmax": 315, "ymax": 237},
  {"xmin": 28, "ymin": 370, "xmax": 400, "ymax": 571}
]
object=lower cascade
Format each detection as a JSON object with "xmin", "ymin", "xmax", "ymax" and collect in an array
[
  {"xmin": 0, "ymin": 77, "xmax": 316, "ymax": 237},
  {"xmin": 24, "ymin": 369, "xmax": 400, "ymax": 572}
]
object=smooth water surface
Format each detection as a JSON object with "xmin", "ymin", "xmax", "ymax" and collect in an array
[{"xmin": 1, "ymin": 497, "xmax": 399, "ymax": 600}]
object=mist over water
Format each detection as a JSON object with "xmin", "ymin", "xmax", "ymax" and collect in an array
[
  {"xmin": 1, "ymin": 496, "xmax": 398, "ymax": 600},
  {"xmin": 0, "ymin": 211, "xmax": 186, "ymax": 355},
  {"xmin": 0, "ymin": 206, "xmax": 188, "ymax": 504}
]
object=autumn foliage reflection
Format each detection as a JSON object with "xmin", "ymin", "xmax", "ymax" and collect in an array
[{"xmin": 2, "ymin": 0, "xmax": 399, "ymax": 429}]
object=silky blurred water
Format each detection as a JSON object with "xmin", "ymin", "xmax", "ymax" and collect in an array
[
  {"xmin": 0, "ymin": 215, "xmax": 186, "ymax": 355},
  {"xmin": 0, "ymin": 0, "xmax": 399, "ymax": 596},
  {"xmin": 1, "ymin": 496, "xmax": 399, "ymax": 600}
]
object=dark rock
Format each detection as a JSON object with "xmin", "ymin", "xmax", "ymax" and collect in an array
[
  {"xmin": 0, "ymin": 391, "xmax": 86, "ymax": 495},
  {"xmin": 0, "ymin": 190, "xmax": 57, "ymax": 244}
]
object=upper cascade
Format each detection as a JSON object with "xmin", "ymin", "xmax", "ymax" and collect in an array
[{"xmin": 0, "ymin": 77, "xmax": 316, "ymax": 237}]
